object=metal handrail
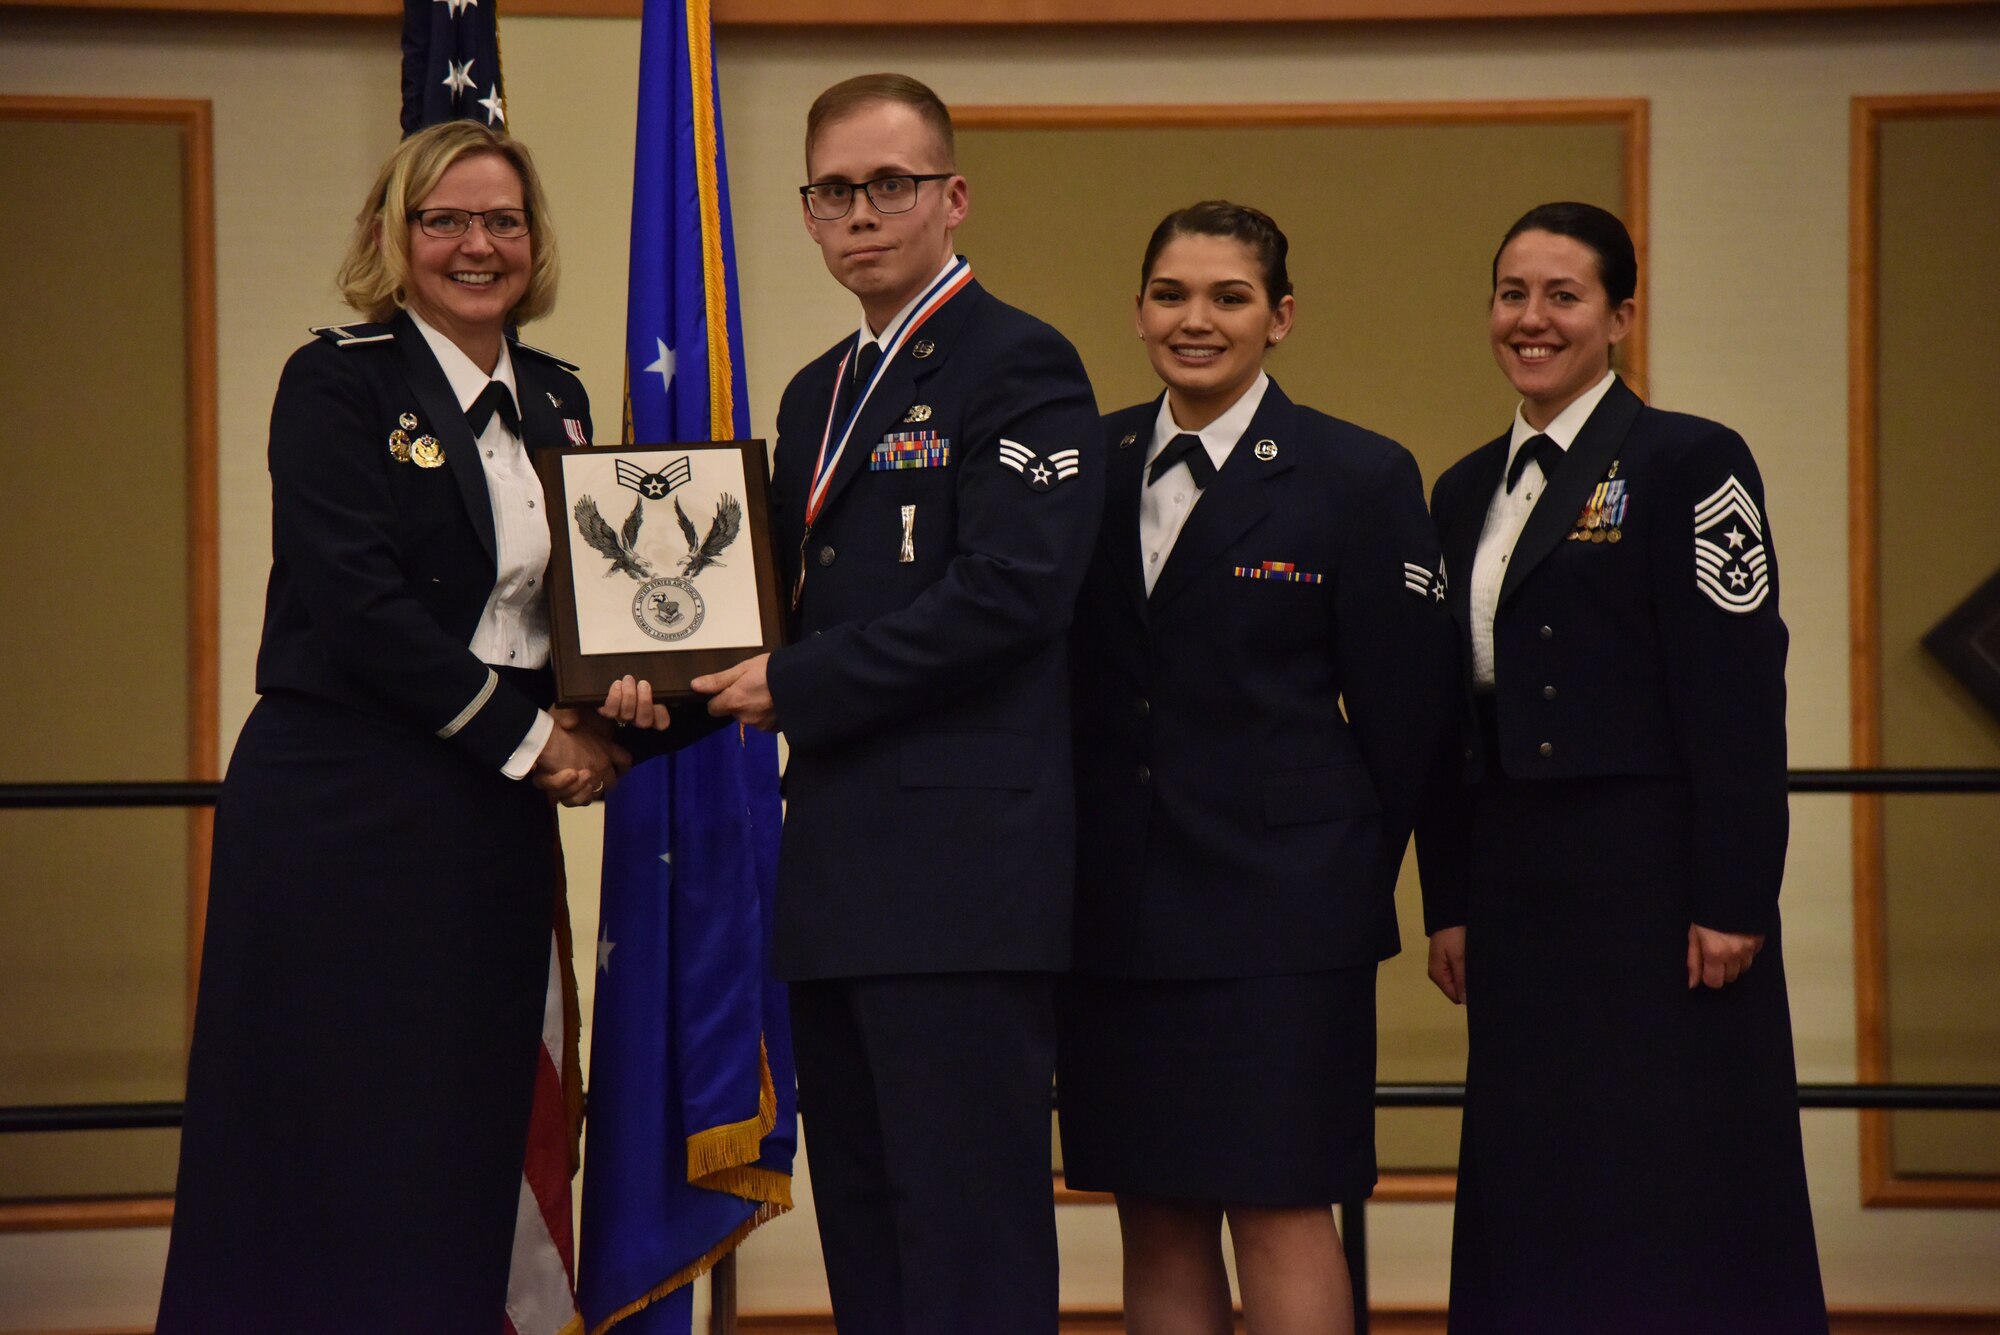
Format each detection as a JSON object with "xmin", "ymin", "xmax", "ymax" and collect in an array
[
  {"xmin": 6, "ymin": 767, "xmax": 1998, "ymax": 1335},
  {"xmin": 4, "ymin": 768, "xmax": 1997, "ymax": 812}
]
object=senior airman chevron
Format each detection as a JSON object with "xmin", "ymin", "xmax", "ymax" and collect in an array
[
  {"xmin": 1404, "ymin": 560, "xmax": 1446, "ymax": 599},
  {"xmin": 1693, "ymin": 474, "xmax": 1770, "ymax": 613},
  {"xmin": 998, "ymin": 438, "xmax": 1080, "ymax": 491},
  {"xmin": 616, "ymin": 455, "xmax": 692, "ymax": 500}
]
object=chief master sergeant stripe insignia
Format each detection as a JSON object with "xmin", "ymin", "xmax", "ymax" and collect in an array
[
  {"xmin": 1693, "ymin": 474, "xmax": 1770, "ymax": 614},
  {"xmin": 436, "ymin": 668, "xmax": 499, "ymax": 739}
]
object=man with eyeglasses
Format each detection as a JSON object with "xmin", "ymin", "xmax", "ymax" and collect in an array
[{"xmin": 691, "ymin": 72, "xmax": 1102, "ymax": 1333}]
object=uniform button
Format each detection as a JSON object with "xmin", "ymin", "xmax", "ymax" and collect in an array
[
  {"xmin": 1539, "ymin": 624, "xmax": 1554, "ymax": 640},
  {"xmin": 1134, "ymin": 697, "xmax": 1149, "ymax": 719},
  {"xmin": 486, "ymin": 449, "xmax": 494, "ymax": 459},
  {"xmin": 1538, "ymin": 741, "xmax": 1554, "ymax": 757},
  {"xmin": 1542, "ymin": 684, "xmax": 1556, "ymax": 700},
  {"xmin": 1148, "ymin": 551, "xmax": 1160, "ymax": 565},
  {"xmin": 1464, "ymin": 747, "xmax": 1476, "ymax": 761},
  {"xmin": 1136, "ymin": 764, "xmax": 1152, "ymax": 785},
  {"xmin": 508, "ymin": 650, "xmax": 517, "ymax": 660},
  {"xmin": 818, "ymin": 545, "xmax": 837, "ymax": 567},
  {"xmin": 527, "ymin": 499, "xmax": 536, "ymax": 509}
]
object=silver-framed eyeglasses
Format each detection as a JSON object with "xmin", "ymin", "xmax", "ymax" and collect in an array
[
  {"xmin": 799, "ymin": 174, "xmax": 953, "ymax": 221},
  {"xmin": 412, "ymin": 208, "xmax": 532, "ymax": 240}
]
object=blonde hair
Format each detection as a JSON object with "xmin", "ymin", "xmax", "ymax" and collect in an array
[{"xmin": 336, "ymin": 121, "xmax": 560, "ymax": 326}]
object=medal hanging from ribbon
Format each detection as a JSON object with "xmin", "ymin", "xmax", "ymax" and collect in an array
[{"xmin": 793, "ymin": 257, "xmax": 973, "ymax": 609}]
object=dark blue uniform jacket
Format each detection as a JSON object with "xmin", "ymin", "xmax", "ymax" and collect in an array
[
  {"xmin": 1070, "ymin": 381, "xmax": 1459, "ymax": 979},
  {"xmin": 765, "ymin": 278, "xmax": 1104, "ymax": 981}
]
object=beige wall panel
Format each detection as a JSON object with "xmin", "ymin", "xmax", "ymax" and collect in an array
[
  {"xmin": 4, "ymin": 5, "xmax": 2000, "ymax": 1325},
  {"xmin": 1875, "ymin": 112, "xmax": 2000, "ymax": 1178},
  {"xmin": 0, "ymin": 117, "xmax": 190, "ymax": 1200}
]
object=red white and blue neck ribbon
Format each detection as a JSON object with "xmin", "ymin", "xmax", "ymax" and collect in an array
[{"xmin": 804, "ymin": 256, "xmax": 972, "ymax": 528}]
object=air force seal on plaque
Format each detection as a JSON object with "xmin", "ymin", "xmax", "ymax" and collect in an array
[
  {"xmin": 998, "ymin": 438, "xmax": 1080, "ymax": 491},
  {"xmin": 634, "ymin": 576, "xmax": 706, "ymax": 641},
  {"xmin": 1693, "ymin": 474, "xmax": 1770, "ymax": 614}
]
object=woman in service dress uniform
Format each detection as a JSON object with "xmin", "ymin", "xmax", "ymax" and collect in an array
[
  {"xmin": 1418, "ymin": 202, "xmax": 1826, "ymax": 1333},
  {"xmin": 1059, "ymin": 202, "xmax": 1458, "ymax": 1335},
  {"xmin": 157, "ymin": 121, "xmax": 659, "ymax": 1333}
]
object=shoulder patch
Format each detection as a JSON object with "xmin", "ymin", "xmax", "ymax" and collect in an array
[
  {"xmin": 1693, "ymin": 475, "xmax": 1770, "ymax": 613},
  {"xmin": 309, "ymin": 322, "xmax": 395, "ymax": 347},
  {"xmin": 998, "ymin": 438, "xmax": 1080, "ymax": 492},
  {"xmin": 511, "ymin": 339, "xmax": 580, "ymax": 373}
]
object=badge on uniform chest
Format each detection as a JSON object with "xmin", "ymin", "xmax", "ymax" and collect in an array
[
  {"xmin": 1233, "ymin": 560, "xmax": 1324, "ymax": 584},
  {"xmin": 870, "ymin": 431, "xmax": 950, "ymax": 470},
  {"xmin": 1570, "ymin": 462, "xmax": 1628, "ymax": 543}
]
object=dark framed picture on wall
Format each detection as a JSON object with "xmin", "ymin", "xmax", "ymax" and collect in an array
[
  {"xmin": 533, "ymin": 439, "xmax": 785, "ymax": 705},
  {"xmin": 1924, "ymin": 563, "xmax": 2000, "ymax": 727}
]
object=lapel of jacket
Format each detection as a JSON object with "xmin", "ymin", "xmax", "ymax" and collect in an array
[
  {"xmin": 509, "ymin": 347, "xmax": 566, "ymax": 452},
  {"xmin": 1101, "ymin": 399, "xmax": 1155, "ymax": 619},
  {"xmin": 809, "ymin": 279, "xmax": 982, "ymax": 526},
  {"xmin": 1443, "ymin": 434, "xmax": 1507, "ymax": 641},
  {"xmin": 1147, "ymin": 379, "xmax": 1296, "ymax": 613},
  {"xmin": 1499, "ymin": 376, "xmax": 1642, "ymax": 606},
  {"xmin": 391, "ymin": 313, "xmax": 495, "ymax": 563}
]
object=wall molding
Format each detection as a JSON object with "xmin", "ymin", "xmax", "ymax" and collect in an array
[
  {"xmin": 1848, "ymin": 88, "xmax": 2000, "ymax": 1211},
  {"xmin": 0, "ymin": 93, "xmax": 217, "ymax": 1236},
  {"xmin": 0, "ymin": 0, "xmax": 1990, "ymax": 21}
]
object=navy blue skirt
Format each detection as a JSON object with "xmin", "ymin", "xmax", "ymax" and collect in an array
[
  {"xmin": 1056, "ymin": 966, "xmax": 1377, "ymax": 1206},
  {"xmin": 158, "ymin": 687, "xmax": 559, "ymax": 1333}
]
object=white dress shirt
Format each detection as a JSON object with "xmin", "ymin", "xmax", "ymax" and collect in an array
[
  {"xmin": 1139, "ymin": 372, "xmax": 1271, "ymax": 595},
  {"xmin": 1469, "ymin": 369, "xmax": 1617, "ymax": 690},
  {"xmin": 410, "ymin": 312, "xmax": 553, "ymax": 777}
]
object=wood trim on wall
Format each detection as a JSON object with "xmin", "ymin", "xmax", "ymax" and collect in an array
[
  {"xmin": 0, "ymin": 0, "xmax": 1990, "ymax": 20},
  {"xmin": 1849, "ymin": 89, "xmax": 2000, "ymax": 1211},
  {"xmin": 0, "ymin": 93, "xmax": 217, "ymax": 1236},
  {"xmin": 964, "ymin": 95, "xmax": 1647, "ymax": 1204}
]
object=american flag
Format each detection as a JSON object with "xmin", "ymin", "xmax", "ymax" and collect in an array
[
  {"xmin": 398, "ymin": 5, "xmax": 581, "ymax": 1334},
  {"xmin": 401, "ymin": 0, "xmax": 507, "ymax": 136}
]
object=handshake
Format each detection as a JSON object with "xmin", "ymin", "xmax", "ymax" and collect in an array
[{"xmin": 528, "ymin": 674, "xmax": 674, "ymax": 807}]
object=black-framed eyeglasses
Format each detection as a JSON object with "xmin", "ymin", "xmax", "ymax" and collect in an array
[
  {"xmin": 412, "ymin": 208, "xmax": 532, "ymax": 240},
  {"xmin": 798, "ymin": 174, "xmax": 952, "ymax": 221}
]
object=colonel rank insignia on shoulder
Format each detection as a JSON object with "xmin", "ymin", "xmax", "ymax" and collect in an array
[{"xmin": 1693, "ymin": 475, "xmax": 1770, "ymax": 613}]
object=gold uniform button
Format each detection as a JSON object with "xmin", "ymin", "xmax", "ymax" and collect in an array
[
  {"xmin": 818, "ymin": 545, "xmax": 837, "ymax": 567},
  {"xmin": 1539, "ymin": 625, "xmax": 1554, "ymax": 640},
  {"xmin": 1542, "ymin": 685, "xmax": 1557, "ymax": 700},
  {"xmin": 1538, "ymin": 742, "xmax": 1554, "ymax": 757}
]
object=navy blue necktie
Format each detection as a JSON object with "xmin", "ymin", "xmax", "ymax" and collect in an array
[
  {"xmin": 835, "ymin": 340, "xmax": 883, "ymax": 428},
  {"xmin": 466, "ymin": 381, "xmax": 520, "ymax": 439},
  {"xmin": 1149, "ymin": 432, "xmax": 1216, "ymax": 489},
  {"xmin": 1505, "ymin": 433, "xmax": 1562, "ymax": 493}
]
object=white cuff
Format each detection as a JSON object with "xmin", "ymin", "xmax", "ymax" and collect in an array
[{"xmin": 502, "ymin": 709, "xmax": 555, "ymax": 780}]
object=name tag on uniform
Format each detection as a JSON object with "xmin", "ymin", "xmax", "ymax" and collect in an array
[
  {"xmin": 870, "ymin": 431, "xmax": 950, "ymax": 470},
  {"xmin": 1233, "ymin": 560, "xmax": 1324, "ymax": 584}
]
